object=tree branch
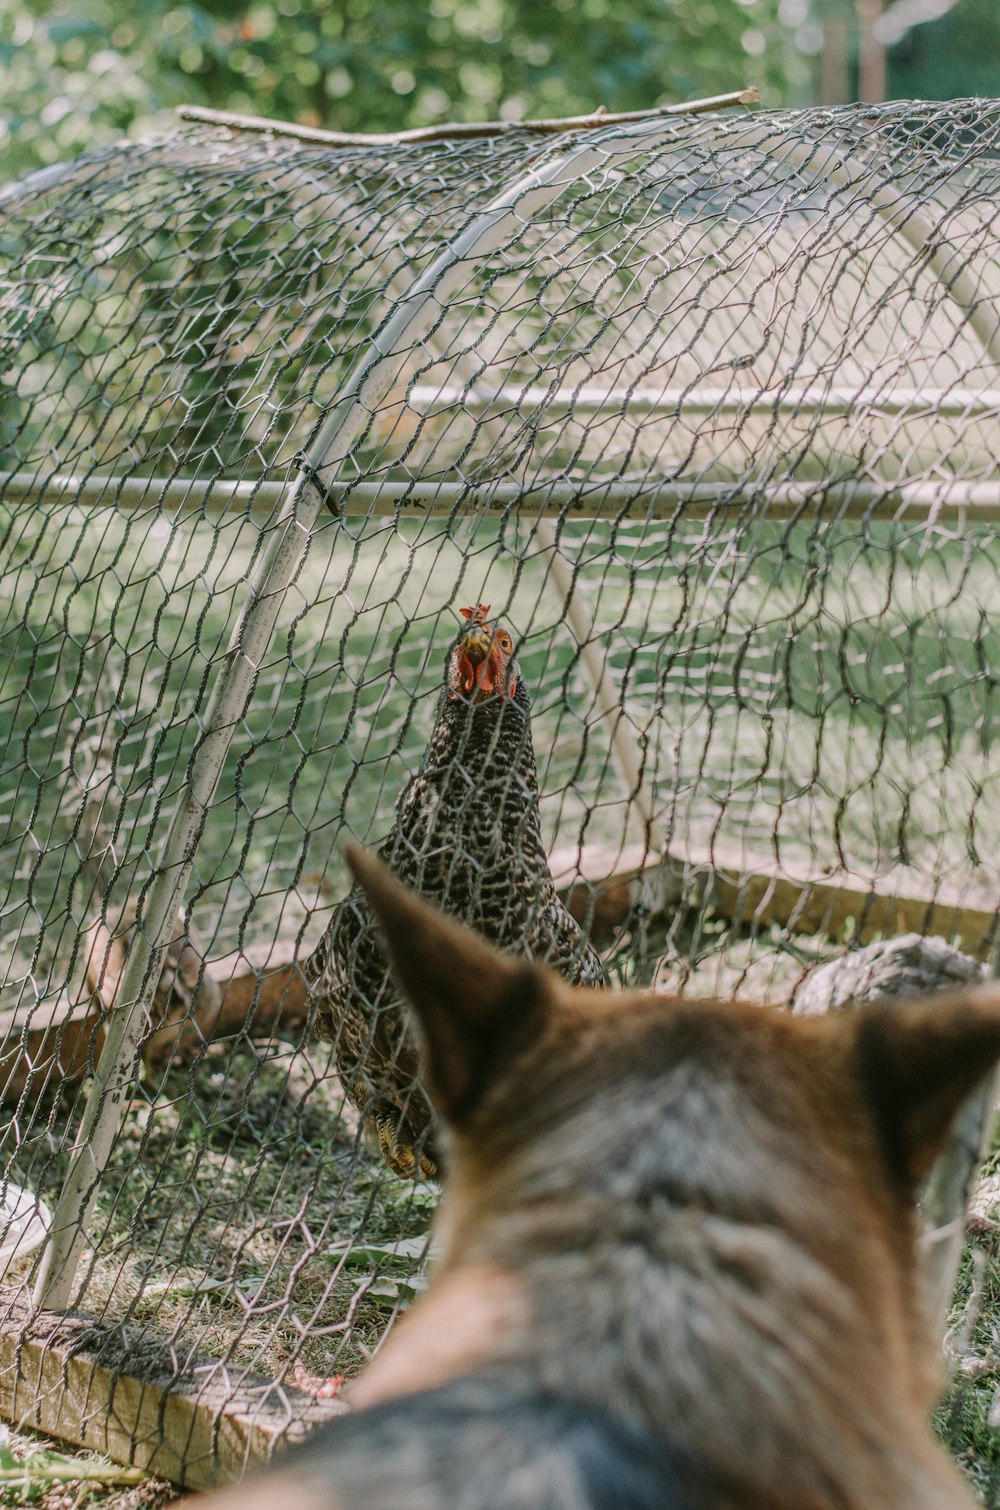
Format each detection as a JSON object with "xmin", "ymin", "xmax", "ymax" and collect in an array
[{"xmin": 176, "ymin": 89, "xmax": 759, "ymax": 150}]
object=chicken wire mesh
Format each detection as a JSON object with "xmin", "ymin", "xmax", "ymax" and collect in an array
[{"xmin": 2, "ymin": 95, "xmax": 1000, "ymax": 1480}]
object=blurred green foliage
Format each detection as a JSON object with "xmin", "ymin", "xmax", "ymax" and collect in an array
[
  {"xmin": 0, "ymin": 0, "xmax": 794, "ymax": 182},
  {"xmin": 888, "ymin": 0, "xmax": 1000, "ymax": 102},
  {"xmin": 2, "ymin": 0, "xmax": 998, "ymax": 189}
]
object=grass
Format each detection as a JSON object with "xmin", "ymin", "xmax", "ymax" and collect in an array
[
  {"xmin": 4, "ymin": 505, "xmax": 1000, "ymax": 991},
  {"xmin": 8, "ymin": 1040, "xmax": 437, "ymax": 1387},
  {"xmin": 0, "ymin": 1424, "xmax": 172, "ymax": 1510}
]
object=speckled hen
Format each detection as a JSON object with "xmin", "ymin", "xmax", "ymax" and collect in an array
[{"xmin": 305, "ymin": 605, "xmax": 604, "ymax": 1180}]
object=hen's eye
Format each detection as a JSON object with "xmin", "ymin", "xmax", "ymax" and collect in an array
[{"xmin": 498, "ymin": 634, "xmax": 512, "ymax": 651}]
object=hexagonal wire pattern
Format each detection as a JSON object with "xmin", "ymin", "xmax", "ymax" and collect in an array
[{"xmin": 2, "ymin": 98, "xmax": 1000, "ymax": 1480}]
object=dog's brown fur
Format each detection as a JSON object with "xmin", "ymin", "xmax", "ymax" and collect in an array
[{"xmin": 196, "ymin": 846, "xmax": 1000, "ymax": 1509}]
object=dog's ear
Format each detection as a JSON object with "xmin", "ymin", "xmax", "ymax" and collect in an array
[
  {"xmin": 345, "ymin": 844, "xmax": 551, "ymax": 1123},
  {"xmin": 852, "ymin": 985, "xmax": 1000, "ymax": 1186}
]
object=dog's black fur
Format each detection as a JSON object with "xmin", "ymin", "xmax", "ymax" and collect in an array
[{"xmin": 280, "ymin": 1373, "xmax": 694, "ymax": 1510}]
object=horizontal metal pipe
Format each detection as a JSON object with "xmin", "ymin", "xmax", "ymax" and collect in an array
[
  {"xmin": 407, "ymin": 384, "xmax": 1000, "ymax": 419},
  {"xmin": 5, "ymin": 469, "xmax": 1000, "ymax": 522}
]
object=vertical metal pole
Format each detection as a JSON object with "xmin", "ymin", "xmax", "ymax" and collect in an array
[
  {"xmin": 922, "ymin": 1070, "xmax": 1000, "ymax": 1335},
  {"xmin": 34, "ymin": 487, "xmax": 327, "ymax": 1308},
  {"xmin": 535, "ymin": 520, "xmax": 666, "ymax": 862}
]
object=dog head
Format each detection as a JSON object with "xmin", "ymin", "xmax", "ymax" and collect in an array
[
  {"xmin": 346, "ymin": 844, "xmax": 1000, "ymax": 1425},
  {"xmin": 347, "ymin": 838, "xmax": 1000, "ymax": 1194}
]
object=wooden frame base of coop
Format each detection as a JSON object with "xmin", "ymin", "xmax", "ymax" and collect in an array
[
  {"xmin": 0, "ymin": 1286, "xmax": 342, "ymax": 1491},
  {"xmin": 551, "ymin": 841, "xmax": 998, "ymax": 958}
]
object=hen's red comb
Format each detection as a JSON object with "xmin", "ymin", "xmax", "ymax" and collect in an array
[{"xmin": 459, "ymin": 604, "xmax": 491, "ymax": 623}]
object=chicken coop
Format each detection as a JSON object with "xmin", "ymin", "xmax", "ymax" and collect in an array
[{"xmin": 2, "ymin": 93, "xmax": 1000, "ymax": 1488}]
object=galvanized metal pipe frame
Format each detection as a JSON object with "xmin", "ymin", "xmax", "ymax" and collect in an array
[
  {"xmin": 406, "ymin": 384, "xmax": 1000, "ymax": 418},
  {"xmin": 6, "ymin": 470, "xmax": 1000, "ymax": 521}
]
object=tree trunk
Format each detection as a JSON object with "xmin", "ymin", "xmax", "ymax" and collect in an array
[{"xmin": 856, "ymin": 0, "xmax": 887, "ymax": 102}]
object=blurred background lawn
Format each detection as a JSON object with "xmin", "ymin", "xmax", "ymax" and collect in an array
[{"xmin": 2, "ymin": 0, "xmax": 1000, "ymax": 186}]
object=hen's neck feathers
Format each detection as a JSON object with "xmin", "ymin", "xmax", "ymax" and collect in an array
[{"xmin": 420, "ymin": 678, "xmax": 538, "ymax": 798}]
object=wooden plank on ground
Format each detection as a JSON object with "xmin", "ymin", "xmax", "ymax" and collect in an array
[
  {"xmin": 0, "ymin": 1286, "xmax": 342, "ymax": 1490},
  {"xmin": 685, "ymin": 841, "xmax": 998, "ymax": 956},
  {"xmin": 552, "ymin": 841, "xmax": 998, "ymax": 957},
  {"xmin": 211, "ymin": 944, "xmax": 310, "ymax": 1036},
  {"xmin": 0, "ymin": 996, "xmax": 104, "ymax": 1107},
  {"xmin": 0, "ymin": 948, "xmax": 312, "ymax": 1110}
]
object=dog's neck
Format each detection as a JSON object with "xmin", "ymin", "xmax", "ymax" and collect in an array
[{"xmin": 349, "ymin": 1222, "xmax": 963, "ymax": 1510}]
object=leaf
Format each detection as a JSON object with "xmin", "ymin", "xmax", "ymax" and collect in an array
[
  {"xmin": 366, "ymin": 1278, "xmax": 402, "ymax": 1302},
  {"xmin": 336, "ymin": 1233, "xmax": 430, "ymax": 1270},
  {"xmin": 365, "ymin": 1272, "xmax": 426, "ymax": 1309},
  {"xmin": 142, "ymin": 1273, "xmax": 230, "ymax": 1298}
]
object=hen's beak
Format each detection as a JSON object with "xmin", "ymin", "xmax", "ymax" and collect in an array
[{"xmin": 455, "ymin": 628, "xmax": 501, "ymax": 698}]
